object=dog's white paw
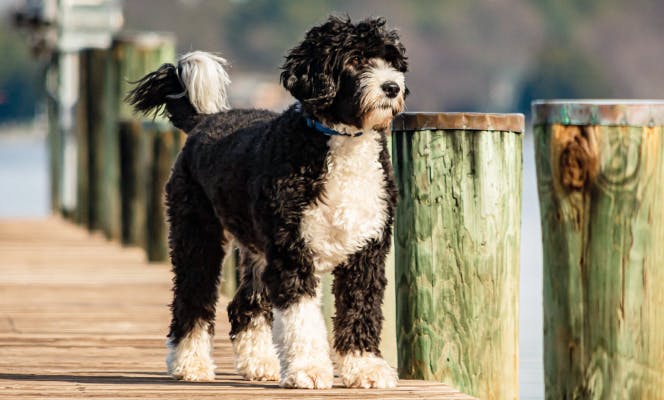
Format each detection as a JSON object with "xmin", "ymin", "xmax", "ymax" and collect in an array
[
  {"xmin": 272, "ymin": 295, "xmax": 334, "ymax": 389},
  {"xmin": 166, "ymin": 327, "xmax": 216, "ymax": 382},
  {"xmin": 232, "ymin": 315, "xmax": 281, "ymax": 381},
  {"xmin": 337, "ymin": 352, "xmax": 398, "ymax": 389},
  {"xmin": 236, "ymin": 354, "xmax": 281, "ymax": 381},
  {"xmin": 167, "ymin": 351, "xmax": 216, "ymax": 382},
  {"xmin": 279, "ymin": 365, "xmax": 334, "ymax": 389}
]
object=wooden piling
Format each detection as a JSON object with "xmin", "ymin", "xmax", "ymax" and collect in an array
[
  {"xmin": 75, "ymin": 55, "xmax": 90, "ymax": 227},
  {"xmin": 146, "ymin": 126, "xmax": 182, "ymax": 262},
  {"xmin": 113, "ymin": 32, "xmax": 175, "ymax": 247},
  {"xmin": 392, "ymin": 112, "xmax": 523, "ymax": 400},
  {"xmin": 533, "ymin": 100, "xmax": 664, "ymax": 400},
  {"xmin": 76, "ymin": 48, "xmax": 122, "ymax": 239},
  {"xmin": 220, "ymin": 247, "xmax": 239, "ymax": 298},
  {"xmin": 119, "ymin": 119, "xmax": 149, "ymax": 247},
  {"xmin": 46, "ymin": 76, "xmax": 61, "ymax": 214}
]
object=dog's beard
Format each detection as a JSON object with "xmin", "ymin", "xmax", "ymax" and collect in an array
[
  {"xmin": 362, "ymin": 105, "xmax": 402, "ymax": 131},
  {"xmin": 357, "ymin": 59, "xmax": 405, "ymax": 131},
  {"xmin": 359, "ymin": 93, "xmax": 405, "ymax": 131}
]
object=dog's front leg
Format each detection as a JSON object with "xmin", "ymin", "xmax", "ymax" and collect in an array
[
  {"xmin": 332, "ymin": 239, "xmax": 399, "ymax": 389},
  {"xmin": 263, "ymin": 255, "xmax": 334, "ymax": 389}
]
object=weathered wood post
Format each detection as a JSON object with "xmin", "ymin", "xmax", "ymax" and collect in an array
[
  {"xmin": 220, "ymin": 247, "xmax": 239, "ymax": 298},
  {"xmin": 77, "ymin": 48, "xmax": 121, "ymax": 239},
  {"xmin": 533, "ymin": 100, "xmax": 664, "ymax": 400},
  {"xmin": 114, "ymin": 32, "xmax": 175, "ymax": 247},
  {"xmin": 392, "ymin": 112, "xmax": 523, "ymax": 400},
  {"xmin": 45, "ymin": 63, "xmax": 62, "ymax": 215},
  {"xmin": 75, "ymin": 54, "xmax": 90, "ymax": 226},
  {"xmin": 146, "ymin": 126, "xmax": 182, "ymax": 261}
]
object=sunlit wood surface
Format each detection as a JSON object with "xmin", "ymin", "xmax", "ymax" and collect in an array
[{"xmin": 0, "ymin": 218, "xmax": 476, "ymax": 399}]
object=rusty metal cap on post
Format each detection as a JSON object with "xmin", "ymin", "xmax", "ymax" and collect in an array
[
  {"xmin": 392, "ymin": 112, "xmax": 525, "ymax": 133},
  {"xmin": 532, "ymin": 100, "xmax": 664, "ymax": 126}
]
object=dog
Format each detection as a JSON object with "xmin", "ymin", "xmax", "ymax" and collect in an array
[{"xmin": 127, "ymin": 16, "xmax": 408, "ymax": 389}]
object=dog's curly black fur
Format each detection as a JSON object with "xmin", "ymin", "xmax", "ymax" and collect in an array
[{"xmin": 127, "ymin": 16, "xmax": 408, "ymax": 388}]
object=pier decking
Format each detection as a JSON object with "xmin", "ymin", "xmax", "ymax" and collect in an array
[{"xmin": 0, "ymin": 218, "xmax": 475, "ymax": 399}]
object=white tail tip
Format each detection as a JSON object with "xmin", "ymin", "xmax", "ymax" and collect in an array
[{"xmin": 178, "ymin": 51, "xmax": 231, "ymax": 114}]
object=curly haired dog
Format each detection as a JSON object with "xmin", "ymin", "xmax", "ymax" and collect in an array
[{"xmin": 127, "ymin": 16, "xmax": 408, "ymax": 389}]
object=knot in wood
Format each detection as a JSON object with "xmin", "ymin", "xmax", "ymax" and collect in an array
[{"xmin": 555, "ymin": 126, "xmax": 598, "ymax": 192}]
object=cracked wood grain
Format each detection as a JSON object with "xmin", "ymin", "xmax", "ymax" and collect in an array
[
  {"xmin": 393, "ymin": 128, "xmax": 522, "ymax": 400},
  {"xmin": 535, "ymin": 123, "xmax": 664, "ymax": 400}
]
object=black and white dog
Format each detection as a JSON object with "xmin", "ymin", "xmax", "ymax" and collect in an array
[{"xmin": 127, "ymin": 16, "xmax": 407, "ymax": 389}]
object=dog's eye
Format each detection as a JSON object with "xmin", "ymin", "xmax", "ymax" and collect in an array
[{"xmin": 349, "ymin": 56, "xmax": 362, "ymax": 66}]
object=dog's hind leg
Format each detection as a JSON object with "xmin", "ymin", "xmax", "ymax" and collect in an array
[
  {"xmin": 164, "ymin": 163, "xmax": 224, "ymax": 382},
  {"xmin": 227, "ymin": 248, "xmax": 280, "ymax": 381},
  {"xmin": 332, "ymin": 239, "xmax": 399, "ymax": 389}
]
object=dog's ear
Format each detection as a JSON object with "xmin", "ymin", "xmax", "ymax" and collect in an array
[
  {"xmin": 280, "ymin": 17, "xmax": 347, "ymax": 110},
  {"xmin": 280, "ymin": 59, "xmax": 337, "ymax": 110}
]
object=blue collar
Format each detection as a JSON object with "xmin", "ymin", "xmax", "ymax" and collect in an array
[{"xmin": 305, "ymin": 117, "xmax": 363, "ymax": 137}]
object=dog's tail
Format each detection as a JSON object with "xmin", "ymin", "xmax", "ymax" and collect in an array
[{"xmin": 126, "ymin": 51, "xmax": 231, "ymax": 133}]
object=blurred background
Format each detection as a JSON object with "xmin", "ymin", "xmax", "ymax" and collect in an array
[{"xmin": 2, "ymin": 0, "xmax": 664, "ymax": 399}]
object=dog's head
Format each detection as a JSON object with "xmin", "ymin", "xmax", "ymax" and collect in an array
[{"xmin": 281, "ymin": 16, "xmax": 408, "ymax": 132}]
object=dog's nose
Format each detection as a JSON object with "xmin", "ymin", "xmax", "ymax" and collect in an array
[{"xmin": 381, "ymin": 81, "xmax": 400, "ymax": 98}]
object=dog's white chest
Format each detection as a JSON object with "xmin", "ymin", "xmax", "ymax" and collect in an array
[{"xmin": 300, "ymin": 132, "xmax": 388, "ymax": 273}]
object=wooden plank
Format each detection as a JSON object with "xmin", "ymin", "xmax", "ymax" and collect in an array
[
  {"xmin": 534, "ymin": 123, "xmax": 664, "ymax": 399},
  {"xmin": 0, "ymin": 218, "xmax": 476, "ymax": 399}
]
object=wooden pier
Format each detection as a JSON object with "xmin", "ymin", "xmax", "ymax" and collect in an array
[{"xmin": 0, "ymin": 218, "xmax": 475, "ymax": 399}]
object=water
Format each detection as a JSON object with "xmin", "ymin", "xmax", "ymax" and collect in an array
[
  {"xmin": 0, "ymin": 130, "xmax": 49, "ymax": 218},
  {"xmin": 0, "ymin": 129, "xmax": 545, "ymax": 399},
  {"xmin": 520, "ymin": 134, "xmax": 544, "ymax": 399}
]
